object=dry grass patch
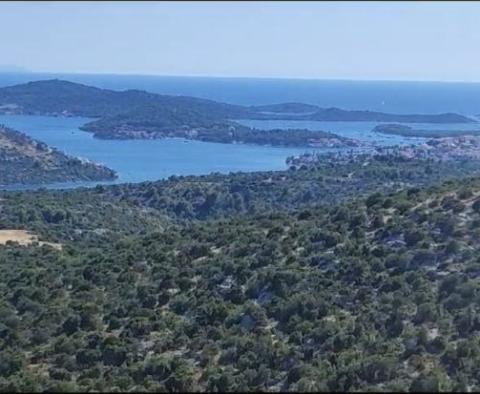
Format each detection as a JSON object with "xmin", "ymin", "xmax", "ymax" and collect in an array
[{"xmin": 0, "ymin": 229, "xmax": 62, "ymax": 250}]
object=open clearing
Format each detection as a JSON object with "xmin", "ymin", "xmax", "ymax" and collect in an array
[{"xmin": 0, "ymin": 229, "xmax": 62, "ymax": 250}]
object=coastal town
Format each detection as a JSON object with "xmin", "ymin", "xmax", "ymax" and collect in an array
[{"xmin": 287, "ymin": 134, "xmax": 480, "ymax": 169}]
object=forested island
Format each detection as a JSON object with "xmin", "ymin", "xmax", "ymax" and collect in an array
[
  {"xmin": 373, "ymin": 124, "xmax": 480, "ymax": 138},
  {"xmin": 82, "ymin": 111, "xmax": 362, "ymax": 148},
  {"xmin": 2, "ymin": 151, "xmax": 480, "ymax": 390},
  {"xmin": 0, "ymin": 80, "xmax": 475, "ymax": 146},
  {"xmin": 0, "ymin": 126, "xmax": 116, "ymax": 185},
  {"xmin": 250, "ymin": 104, "xmax": 474, "ymax": 123}
]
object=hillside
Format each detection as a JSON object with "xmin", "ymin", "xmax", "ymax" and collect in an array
[
  {"xmin": 1, "ymin": 165, "xmax": 480, "ymax": 390},
  {"xmin": 0, "ymin": 125, "xmax": 116, "ymax": 185},
  {"xmin": 80, "ymin": 152, "xmax": 480, "ymax": 221},
  {"xmin": 0, "ymin": 79, "xmax": 251, "ymax": 119}
]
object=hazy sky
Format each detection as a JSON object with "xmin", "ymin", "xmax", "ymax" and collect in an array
[{"xmin": 1, "ymin": 1, "xmax": 480, "ymax": 81}]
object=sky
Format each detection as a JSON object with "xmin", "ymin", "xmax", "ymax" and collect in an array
[{"xmin": 1, "ymin": 1, "xmax": 480, "ymax": 82}]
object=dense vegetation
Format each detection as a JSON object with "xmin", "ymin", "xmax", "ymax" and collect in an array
[
  {"xmin": 373, "ymin": 124, "xmax": 480, "ymax": 138},
  {"xmin": 82, "ymin": 107, "xmax": 357, "ymax": 147},
  {"xmin": 0, "ymin": 79, "xmax": 250, "ymax": 119},
  {"xmin": 3, "ymin": 152, "xmax": 476, "ymax": 223},
  {"xmin": 0, "ymin": 126, "xmax": 116, "ymax": 185},
  {"xmin": 89, "ymin": 154, "xmax": 480, "ymax": 221},
  {"xmin": 3, "ymin": 79, "xmax": 480, "ymax": 392},
  {"xmin": 2, "ymin": 159, "xmax": 480, "ymax": 390}
]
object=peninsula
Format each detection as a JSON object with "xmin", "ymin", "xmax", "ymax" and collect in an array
[{"xmin": 0, "ymin": 125, "xmax": 116, "ymax": 185}]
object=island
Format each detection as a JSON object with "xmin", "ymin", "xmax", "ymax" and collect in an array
[
  {"xmin": 78, "ymin": 104, "xmax": 365, "ymax": 147},
  {"xmin": 0, "ymin": 125, "xmax": 116, "ymax": 185},
  {"xmin": 0, "ymin": 80, "xmax": 476, "ymax": 146},
  {"xmin": 372, "ymin": 123, "xmax": 480, "ymax": 138},
  {"xmin": 248, "ymin": 105, "xmax": 475, "ymax": 123},
  {"xmin": 252, "ymin": 102, "xmax": 320, "ymax": 115}
]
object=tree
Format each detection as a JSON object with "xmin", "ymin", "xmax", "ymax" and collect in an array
[
  {"xmin": 0, "ymin": 350, "xmax": 23, "ymax": 377},
  {"xmin": 409, "ymin": 372, "xmax": 450, "ymax": 392}
]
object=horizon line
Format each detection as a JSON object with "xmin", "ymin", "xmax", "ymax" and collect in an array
[{"xmin": 2, "ymin": 69, "xmax": 480, "ymax": 85}]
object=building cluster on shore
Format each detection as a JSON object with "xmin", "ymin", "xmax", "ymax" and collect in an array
[
  {"xmin": 287, "ymin": 135, "xmax": 480, "ymax": 169},
  {"xmin": 383, "ymin": 135, "xmax": 480, "ymax": 161}
]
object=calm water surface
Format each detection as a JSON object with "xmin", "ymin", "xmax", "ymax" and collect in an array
[
  {"xmin": 2, "ymin": 74, "xmax": 480, "ymax": 190},
  {"xmin": 2, "ymin": 112, "xmax": 479, "ymax": 190},
  {"xmin": 0, "ymin": 115, "xmax": 314, "ymax": 190},
  {"xmin": 237, "ymin": 119, "xmax": 480, "ymax": 144}
]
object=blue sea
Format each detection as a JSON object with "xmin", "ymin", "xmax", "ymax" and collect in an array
[
  {"xmin": 1, "ymin": 72, "xmax": 480, "ymax": 190},
  {"xmin": 0, "ymin": 114, "xmax": 312, "ymax": 190},
  {"xmin": 2, "ymin": 72, "xmax": 480, "ymax": 114}
]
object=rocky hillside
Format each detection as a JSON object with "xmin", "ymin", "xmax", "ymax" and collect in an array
[
  {"xmin": 0, "ymin": 126, "xmax": 116, "ymax": 185},
  {"xmin": 1, "ymin": 172, "xmax": 480, "ymax": 391}
]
